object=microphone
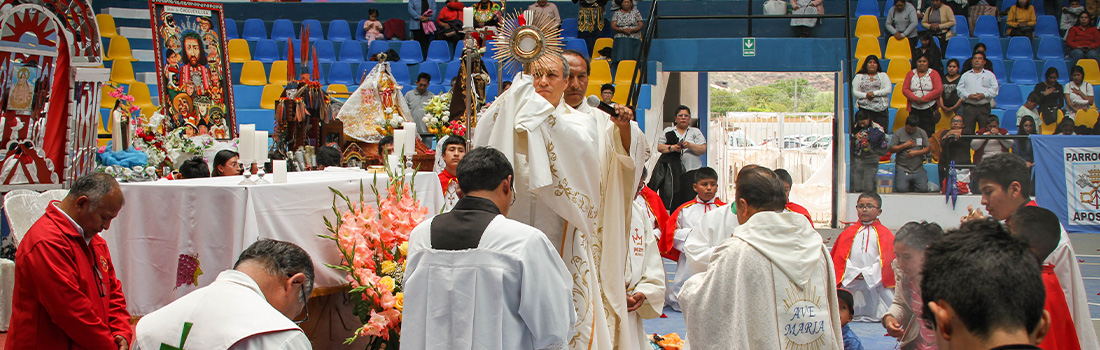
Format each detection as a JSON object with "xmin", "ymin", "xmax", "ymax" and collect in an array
[{"xmin": 586, "ymin": 95, "xmax": 618, "ymax": 117}]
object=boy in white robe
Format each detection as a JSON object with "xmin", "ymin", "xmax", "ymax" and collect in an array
[
  {"xmin": 402, "ymin": 147, "xmax": 575, "ymax": 350},
  {"xmin": 680, "ymin": 166, "xmax": 842, "ymax": 350},
  {"xmin": 830, "ymin": 192, "xmax": 896, "ymax": 322},
  {"xmin": 660, "ymin": 167, "xmax": 724, "ymax": 311},
  {"xmin": 435, "ymin": 135, "xmax": 467, "ymax": 213},
  {"xmin": 622, "ymin": 185, "xmax": 666, "ymax": 349}
]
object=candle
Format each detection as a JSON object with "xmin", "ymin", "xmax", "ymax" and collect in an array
[
  {"xmin": 463, "ymin": 7, "xmax": 474, "ymax": 29},
  {"xmin": 273, "ymin": 160, "xmax": 287, "ymax": 183},
  {"xmin": 402, "ymin": 122, "xmax": 417, "ymax": 156},
  {"xmin": 388, "ymin": 154, "xmax": 401, "ymax": 174},
  {"xmin": 392, "ymin": 129, "xmax": 406, "ymax": 155},
  {"xmin": 255, "ymin": 131, "xmax": 269, "ymax": 164},
  {"xmin": 238, "ymin": 124, "xmax": 255, "ymax": 163}
]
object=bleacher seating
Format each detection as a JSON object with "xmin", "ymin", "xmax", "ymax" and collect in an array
[
  {"xmin": 889, "ymin": 89, "xmax": 907, "ymax": 109},
  {"xmin": 593, "ymin": 38, "xmax": 614, "ymax": 58},
  {"xmin": 1005, "ymin": 37, "xmax": 1033, "ymax": 60},
  {"xmin": 884, "ymin": 37, "xmax": 910, "ymax": 60},
  {"xmin": 354, "ymin": 20, "xmax": 369, "ymax": 42},
  {"xmin": 991, "ymin": 59, "xmax": 1007, "ymax": 83},
  {"xmin": 886, "ymin": 60, "xmax": 910, "ymax": 84},
  {"xmin": 1078, "ymin": 59, "xmax": 1100, "ymax": 85},
  {"xmin": 328, "ymin": 20, "xmax": 353, "ymax": 42},
  {"xmin": 367, "ymin": 41, "xmax": 390, "ymax": 60},
  {"xmin": 565, "ymin": 38, "xmax": 589, "ymax": 59},
  {"xmin": 314, "ymin": 40, "xmax": 337, "ymax": 63},
  {"xmin": 854, "ymin": 15, "xmax": 880, "ymax": 38},
  {"xmin": 228, "ymin": 39, "xmax": 251, "ymax": 63},
  {"xmin": 272, "ymin": 19, "xmax": 296, "ymax": 42},
  {"xmin": 339, "ymin": 40, "xmax": 365, "ymax": 62},
  {"xmin": 973, "ymin": 16, "xmax": 1000, "ymax": 38},
  {"xmin": 390, "ymin": 62, "xmax": 411, "ymax": 85},
  {"xmin": 1035, "ymin": 15, "xmax": 1060, "ymax": 38},
  {"xmin": 270, "ymin": 61, "xmax": 289, "ymax": 86},
  {"xmin": 996, "ymin": 83, "xmax": 1023, "ymax": 109},
  {"xmin": 253, "ymin": 40, "xmax": 281, "ymax": 63},
  {"xmin": 96, "ymin": 14, "xmax": 118, "ymax": 39},
  {"xmin": 561, "ymin": 18, "xmax": 579, "ymax": 39},
  {"xmin": 356, "ymin": 61, "xmax": 378, "ymax": 84},
  {"xmin": 1002, "ymin": 107, "xmax": 1020, "ymax": 133},
  {"xmin": 419, "ymin": 62, "xmax": 443, "ymax": 84},
  {"xmin": 399, "ymin": 41, "xmax": 425, "ymax": 64},
  {"xmin": 855, "ymin": 37, "xmax": 882, "ymax": 60},
  {"xmin": 225, "ymin": 18, "xmax": 238, "ymax": 40},
  {"xmin": 444, "ymin": 60, "xmax": 460, "ymax": 83},
  {"xmin": 328, "ymin": 62, "xmax": 357, "ymax": 86},
  {"xmin": 425, "ymin": 41, "xmax": 451, "ymax": 63},
  {"xmin": 1043, "ymin": 59, "xmax": 1070, "ymax": 84},
  {"xmin": 242, "ymin": 18, "xmax": 268, "ymax": 41},
  {"xmin": 260, "ymin": 84, "xmax": 285, "ymax": 110},
  {"xmin": 106, "ymin": 36, "xmax": 134, "ymax": 61},
  {"xmin": 855, "ymin": 0, "xmax": 880, "ymax": 17},
  {"xmin": 240, "ymin": 60, "xmax": 268, "ymax": 86},
  {"xmin": 1010, "ymin": 59, "xmax": 1040, "ymax": 84},
  {"xmin": 615, "ymin": 60, "xmax": 637, "ymax": 86},
  {"xmin": 954, "ymin": 15, "xmax": 969, "ymax": 37},
  {"xmin": 1036, "ymin": 37, "xmax": 1064, "ymax": 60},
  {"xmin": 301, "ymin": 19, "xmax": 324, "ymax": 41},
  {"xmin": 109, "ymin": 60, "xmax": 136, "ymax": 84},
  {"xmin": 591, "ymin": 60, "xmax": 613, "ymax": 85},
  {"xmin": 978, "ymin": 37, "xmax": 1003, "ymax": 60}
]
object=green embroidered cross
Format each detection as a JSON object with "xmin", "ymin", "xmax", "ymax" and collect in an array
[{"xmin": 159, "ymin": 322, "xmax": 193, "ymax": 350}]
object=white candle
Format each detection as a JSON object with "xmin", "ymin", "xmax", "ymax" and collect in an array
[
  {"xmin": 238, "ymin": 124, "xmax": 255, "ymax": 163},
  {"xmin": 273, "ymin": 160, "xmax": 287, "ymax": 183},
  {"xmin": 402, "ymin": 122, "xmax": 417, "ymax": 156},
  {"xmin": 392, "ymin": 129, "xmax": 406, "ymax": 155},
  {"xmin": 388, "ymin": 154, "xmax": 401, "ymax": 173},
  {"xmin": 463, "ymin": 7, "xmax": 474, "ymax": 29},
  {"xmin": 255, "ymin": 131, "xmax": 269, "ymax": 164}
]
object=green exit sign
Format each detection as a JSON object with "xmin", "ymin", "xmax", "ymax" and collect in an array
[{"xmin": 743, "ymin": 38, "xmax": 756, "ymax": 57}]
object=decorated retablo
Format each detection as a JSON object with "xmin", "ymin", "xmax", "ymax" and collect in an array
[{"xmin": 336, "ymin": 59, "xmax": 413, "ymax": 143}]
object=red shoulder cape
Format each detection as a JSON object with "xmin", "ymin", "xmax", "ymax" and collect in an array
[
  {"xmin": 1039, "ymin": 265, "xmax": 1081, "ymax": 350},
  {"xmin": 638, "ymin": 187, "xmax": 669, "ymax": 234},
  {"xmin": 829, "ymin": 220, "xmax": 896, "ymax": 288},
  {"xmin": 438, "ymin": 170, "xmax": 457, "ymax": 193},
  {"xmin": 660, "ymin": 198, "xmax": 726, "ymax": 261},
  {"xmin": 786, "ymin": 202, "xmax": 813, "ymax": 228}
]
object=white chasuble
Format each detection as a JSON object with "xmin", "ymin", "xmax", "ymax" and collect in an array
[
  {"xmin": 623, "ymin": 201, "xmax": 666, "ymax": 350},
  {"xmin": 474, "ymin": 73, "xmax": 644, "ymax": 350}
]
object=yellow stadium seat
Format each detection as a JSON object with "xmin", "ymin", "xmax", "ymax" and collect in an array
[
  {"xmin": 936, "ymin": 109, "xmax": 953, "ymax": 131},
  {"xmin": 590, "ymin": 59, "xmax": 612, "ymax": 85},
  {"xmin": 260, "ymin": 84, "xmax": 284, "ymax": 110},
  {"xmin": 612, "ymin": 86, "xmax": 629, "ymax": 105},
  {"xmin": 892, "ymin": 108, "xmax": 909, "ymax": 132},
  {"xmin": 1075, "ymin": 108, "xmax": 1098, "ymax": 128},
  {"xmin": 227, "ymin": 39, "xmax": 252, "ymax": 64},
  {"xmin": 854, "ymin": 15, "xmax": 881, "ymax": 38},
  {"xmin": 1040, "ymin": 110, "xmax": 1063, "ymax": 134},
  {"xmin": 587, "ymin": 83, "xmax": 604, "ymax": 97},
  {"xmin": 239, "ymin": 60, "xmax": 267, "ymax": 86},
  {"xmin": 1077, "ymin": 59, "xmax": 1100, "ymax": 85},
  {"xmin": 887, "ymin": 59, "xmax": 911, "ymax": 84},
  {"xmin": 106, "ymin": 36, "xmax": 133, "ymax": 61},
  {"xmin": 96, "ymin": 14, "xmax": 117, "ymax": 38},
  {"xmin": 592, "ymin": 38, "xmax": 614, "ymax": 59},
  {"xmin": 109, "ymin": 60, "xmax": 136, "ymax": 84},
  {"xmin": 327, "ymin": 84, "xmax": 349, "ymax": 94},
  {"xmin": 100, "ymin": 87, "xmax": 117, "ymax": 109},
  {"xmin": 141, "ymin": 106, "xmax": 160, "ymax": 119},
  {"xmin": 890, "ymin": 88, "xmax": 907, "ymax": 109},
  {"xmin": 854, "ymin": 37, "xmax": 882, "ymax": 60},
  {"xmin": 269, "ymin": 61, "xmax": 288, "ymax": 86},
  {"xmin": 128, "ymin": 82, "xmax": 155, "ymax": 109},
  {"xmin": 884, "ymin": 37, "xmax": 911, "ymax": 60},
  {"xmin": 614, "ymin": 60, "xmax": 637, "ymax": 86}
]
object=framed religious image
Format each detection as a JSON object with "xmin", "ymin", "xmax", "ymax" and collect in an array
[
  {"xmin": 6, "ymin": 63, "xmax": 39, "ymax": 115},
  {"xmin": 147, "ymin": 0, "xmax": 236, "ymax": 139}
]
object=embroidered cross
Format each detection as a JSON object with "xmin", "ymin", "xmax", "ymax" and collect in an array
[{"xmin": 159, "ymin": 322, "xmax": 193, "ymax": 350}]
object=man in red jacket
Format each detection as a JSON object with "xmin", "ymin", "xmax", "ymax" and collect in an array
[{"xmin": 6, "ymin": 173, "xmax": 133, "ymax": 350}]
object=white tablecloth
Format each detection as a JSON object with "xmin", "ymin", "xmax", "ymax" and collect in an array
[{"xmin": 102, "ymin": 170, "xmax": 444, "ymax": 316}]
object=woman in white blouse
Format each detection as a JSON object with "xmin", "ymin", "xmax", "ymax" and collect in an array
[
  {"xmin": 1065, "ymin": 65, "xmax": 1094, "ymax": 118},
  {"xmin": 852, "ymin": 55, "xmax": 893, "ymax": 129},
  {"xmin": 902, "ymin": 53, "xmax": 943, "ymax": 136}
]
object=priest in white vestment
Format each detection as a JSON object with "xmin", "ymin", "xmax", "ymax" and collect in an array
[
  {"xmin": 680, "ymin": 167, "xmax": 842, "ymax": 350},
  {"xmin": 621, "ymin": 177, "xmax": 666, "ymax": 350},
  {"xmin": 474, "ymin": 53, "xmax": 644, "ymax": 349},
  {"xmin": 402, "ymin": 147, "xmax": 575, "ymax": 350},
  {"xmin": 134, "ymin": 240, "xmax": 313, "ymax": 350}
]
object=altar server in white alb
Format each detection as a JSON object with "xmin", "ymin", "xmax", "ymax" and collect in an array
[
  {"xmin": 660, "ymin": 167, "xmax": 724, "ymax": 311},
  {"xmin": 680, "ymin": 166, "xmax": 842, "ymax": 350},
  {"xmin": 402, "ymin": 147, "xmax": 575, "ymax": 350},
  {"xmin": 622, "ymin": 172, "xmax": 667, "ymax": 350},
  {"xmin": 133, "ymin": 239, "xmax": 314, "ymax": 350}
]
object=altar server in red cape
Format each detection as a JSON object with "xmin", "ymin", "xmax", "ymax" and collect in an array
[
  {"xmin": 1009, "ymin": 207, "xmax": 1082, "ymax": 350},
  {"xmin": 436, "ymin": 135, "xmax": 467, "ymax": 212},
  {"xmin": 774, "ymin": 169, "xmax": 813, "ymax": 227},
  {"xmin": 660, "ymin": 167, "xmax": 723, "ymax": 311},
  {"xmin": 636, "ymin": 185, "xmax": 669, "ymax": 238},
  {"xmin": 830, "ymin": 191, "xmax": 896, "ymax": 322}
]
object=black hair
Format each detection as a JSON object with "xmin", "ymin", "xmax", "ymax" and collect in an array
[
  {"xmin": 235, "ymin": 239, "xmax": 315, "ymax": 302},
  {"xmin": 1015, "ymin": 0, "xmax": 1031, "ymax": 9},
  {"xmin": 179, "ymin": 156, "xmax": 211, "ymax": 179},
  {"xmin": 1017, "ymin": 115, "xmax": 1036, "ymax": 135},
  {"xmin": 501, "ymin": 80, "xmax": 512, "ymax": 89},
  {"xmin": 1045, "ymin": 66, "xmax": 1059, "ymax": 79},
  {"xmin": 854, "ymin": 109, "xmax": 871, "ymax": 121},
  {"xmin": 894, "ymin": 221, "xmax": 944, "ymax": 251},
  {"xmin": 601, "ymin": 83, "xmax": 615, "ymax": 94},
  {"xmin": 676, "ymin": 105, "xmax": 691, "ymax": 115},
  {"xmin": 946, "ymin": 58, "xmax": 960, "ymax": 73},
  {"xmin": 734, "ymin": 166, "xmax": 786, "ymax": 212},
  {"xmin": 378, "ymin": 135, "xmax": 394, "ymax": 155},
  {"xmin": 441, "ymin": 135, "xmax": 467, "ymax": 151},
  {"xmin": 972, "ymin": 153, "xmax": 1031, "ymax": 198},
  {"xmin": 68, "ymin": 172, "xmax": 119, "ymax": 205},
  {"xmin": 906, "ymin": 115, "xmax": 921, "ymax": 126},
  {"xmin": 973, "ymin": 43, "xmax": 987, "ymax": 54},
  {"xmin": 694, "ymin": 166, "xmax": 718, "ymax": 183},
  {"xmin": 971, "ymin": 51, "xmax": 986, "ymax": 61},
  {"xmin": 368, "ymin": 8, "xmax": 380, "ymax": 17},
  {"xmin": 561, "ymin": 49, "xmax": 591, "ymax": 74},
  {"xmin": 317, "ymin": 146, "xmax": 342, "ymax": 167},
  {"xmin": 416, "ymin": 72, "xmax": 431, "ymax": 83},
  {"xmin": 921, "ymin": 219, "xmax": 1045, "ymax": 338},
  {"xmin": 857, "ymin": 55, "xmax": 881, "ymax": 74},
  {"xmin": 987, "ymin": 114, "xmax": 1001, "ymax": 124},
  {"xmin": 774, "ymin": 168, "xmax": 793, "ymax": 185},
  {"xmin": 1026, "ymin": 91, "xmax": 1042, "ymax": 104},
  {"xmin": 1008, "ymin": 206, "xmax": 1062, "ymax": 262},
  {"xmin": 211, "ymin": 149, "xmax": 239, "ymax": 176},
  {"xmin": 456, "ymin": 146, "xmax": 514, "ymax": 193},
  {"xmin": 1072, "ymin": 65, "xmax": 1086, "ymax": 79},
  {"xmin": 858, "ymin": 191, "xmax": 882, "ymax": 208}
]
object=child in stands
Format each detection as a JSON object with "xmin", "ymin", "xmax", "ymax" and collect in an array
[
  {"xmin": 363, "ymin": 9, "xmax": 384, "ymax": 43},
  {"xmin": 830, "ymin": 191, "xmax": 896, "ymax": 322}
]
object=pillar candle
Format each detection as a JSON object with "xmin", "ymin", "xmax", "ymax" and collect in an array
[
  {"xmin": 392, "ymin": 130, "xmax": 406, "ymax": 155},
  {"xmin": 255, "ymin": 131, "xmax": 269, "ymax": 164},
  {"xmin": 273, "ymin": 160, "xmax": 287, "ymax": 183},
  {"xmin": 388, "ymin": 154, "xmax": 401, "ymax": 174},
  {"xmin": 402, "ymin": 122, "xmax": 417, "ymax": 156},
  {"xmin": 463, "ymin": 8, "xmax": 474, "ymax": 29},
  {"xmin": 238, "ymin": 124, "xmax": 255, "ymax": 163}
]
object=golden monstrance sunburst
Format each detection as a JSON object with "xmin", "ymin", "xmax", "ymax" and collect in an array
[{"xmin": 492, "ymin": 10, "xmax": 564, "ymax": 75}]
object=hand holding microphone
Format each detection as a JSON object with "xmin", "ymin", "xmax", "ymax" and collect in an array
[{"xmin": 587, "ymin": 95, "xmax": 634, "ymax": 128}]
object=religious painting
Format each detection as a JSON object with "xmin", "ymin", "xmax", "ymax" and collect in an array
[
  {"xmin": 148, "ymin": 0, "xmax": 236, "ymax": 139},
  {"xmin": 6, "ymin": 64, "xmax": 38, "ymax": 115}
]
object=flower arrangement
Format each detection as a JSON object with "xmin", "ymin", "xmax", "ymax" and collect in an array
[
  {"xmin": 421, "ymin": 92, "xmax": 468, "ymax": 140},
  {"xmin": 320, "ymin": 164, "xmax": 429, "ymax": 347},
  {"xmin": 106, "ymin": 83, "xmax": 142, "ymax": 116},
  {"xmin": 372, "ymin": 113, "xmax": 405, "ymax": 137},
  {"xmin": 132, "ymin": 112, "xmax": 214, "ymax": 169},
  {"xmin": 98, "ymin": 165, "xmax": 159, "ymax": 182}
]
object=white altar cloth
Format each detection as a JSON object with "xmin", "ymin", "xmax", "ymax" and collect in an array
[{"xmin": 101, "ymin": 170, "xmax": 444, "ymax": 316}]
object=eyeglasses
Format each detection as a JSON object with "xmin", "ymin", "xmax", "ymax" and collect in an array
[{"xmin": 856, "ymin": 204, "xmax": 879, "ymax": 211}]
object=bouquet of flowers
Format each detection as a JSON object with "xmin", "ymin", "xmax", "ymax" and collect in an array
[
  {"xmin": 320, "ymin": 164, "xmax": 429, "ymax": 347},
  {"xmin": 105, "ymin": 84, "xmax": 142, "ymax": 116},
  {"xmin": 132, "ymin": 112, "xmax": 214, "ymax": 169},
  {"xmin": 422, "ymin": 93, "xmax": 452, "ymax": 138},
  {"xmin": 372, "ymin": 114, "xmax": 405, "ymax": 137}
]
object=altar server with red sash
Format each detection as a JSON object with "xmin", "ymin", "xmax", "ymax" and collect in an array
[
  {"xmin": 660, "ymin": 167, "xmax": 723, "ymax": 311},
  {"xmin": 775, "ymin": 168, "xmax": 813, "ymax": 226},
  {"xmin": 830, "ymin": 191, "xmax": 896, "ymax": 322},
  {"xmin": 1008, "ymin": 207, "xmax": 1082, "ymax": 350},
  {"xmin": 436, "ymin": 136, "xmax": 467, "ymax": 213}
]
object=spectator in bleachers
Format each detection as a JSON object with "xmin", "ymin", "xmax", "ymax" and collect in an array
[
  {"xmin": 406, "ymin": 73, "xmax": 435, "ymax": 140},
  {"xmin": 940, "ymin": 58, "xmax": 964, "ymax": 118},
  {"xmin": 1067, "ymin": 12, "xmax": 1100, "ymax": 61},
  {"xmin": 853, "ymin": 55, "xmax": 893, "ymax": 129},
  {"xmin": 957, "ymin": 51, "xmax": 998, "ymax": 133},
  {"xmin": 789, "ymin": 0, "xmax": 823, "ymax": 37},
  {"xmin": 1064, "ymin": 65, "xmax": 1095, "ymax": 118},
  {"xmin": 961, "ymin": 43, "xmax": 993, "ymax": 72},
  {"xmin": 850, "ymin": 110, "xmax": 889, "ymax": 193},
  {"xmin": 574, "ymin": 0, "xmax": 609, "ymax": 51},
  {"xmin": 408, "ymin": 0, "xmax": 437, "ymax": 57},
  {"xmin": 1018, "ymin": 91, "xmax": 1042, "ymax": 125},
  {"xmin": 1013, "ymin": 115, "xmax": 1037, "ymax": 166},
  {"xmin": 921, "ymin": 0, "xmax": 956, "ymax": 48},
  {"xmin": 889, "ymin": 117, "xmax": 933, "ymax": 192},
  {"xmin": 915, "ymin": 33, "xmax": 945, "ymax": 70},
  {"xmin": 612, "ymin": 0, "xmax": 644, "ymax": 39},
  {"xmin": 967, "ymin": 0, "xmax": 997, "ymax": 33},
  {"xmin": 437, "ymin": 0, "xmax": 464, "ymax": 46},
  {"xmin": 934, "ymin": 114, "xmax": 972, "ymax": 183},
  {"xmin": 1062, "ymin": 0, "xmax": 1085, "ymax": 35},
  {"xmin": 1058, "ymin": 115, "xmax": 1079, "ymax": 133},
  {"xmin": 886, "ymin": 0, "xmax": 920, "ymax": 51},
  {"xmin": 601, "ymin": 83, "xmax": 615, "ymax": 104},
  {"xmin": 364, "ymin": 9, "xmax": 385, "ymax": 43},
  {"xmin": 944, "ymin": 0, "xmax": 968, "ymax": 22},
  {"xmin": 1033, "ymin": 67, "xmax": 1066, "ymax": 125},
  {"xmin": 903, "ymin": 53, "xmax": 944, "ymax": 136},
  {"xmin": 1006, "ymin": 0, "xmax": 1038, "ymax": 37},
  {"xmin": 971, "ymin": 115, "xmax": 1012, "ymax": 165},
  {"xmin": 527, "ymin": 0, "xmax": 561, "ymax": 27}
]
